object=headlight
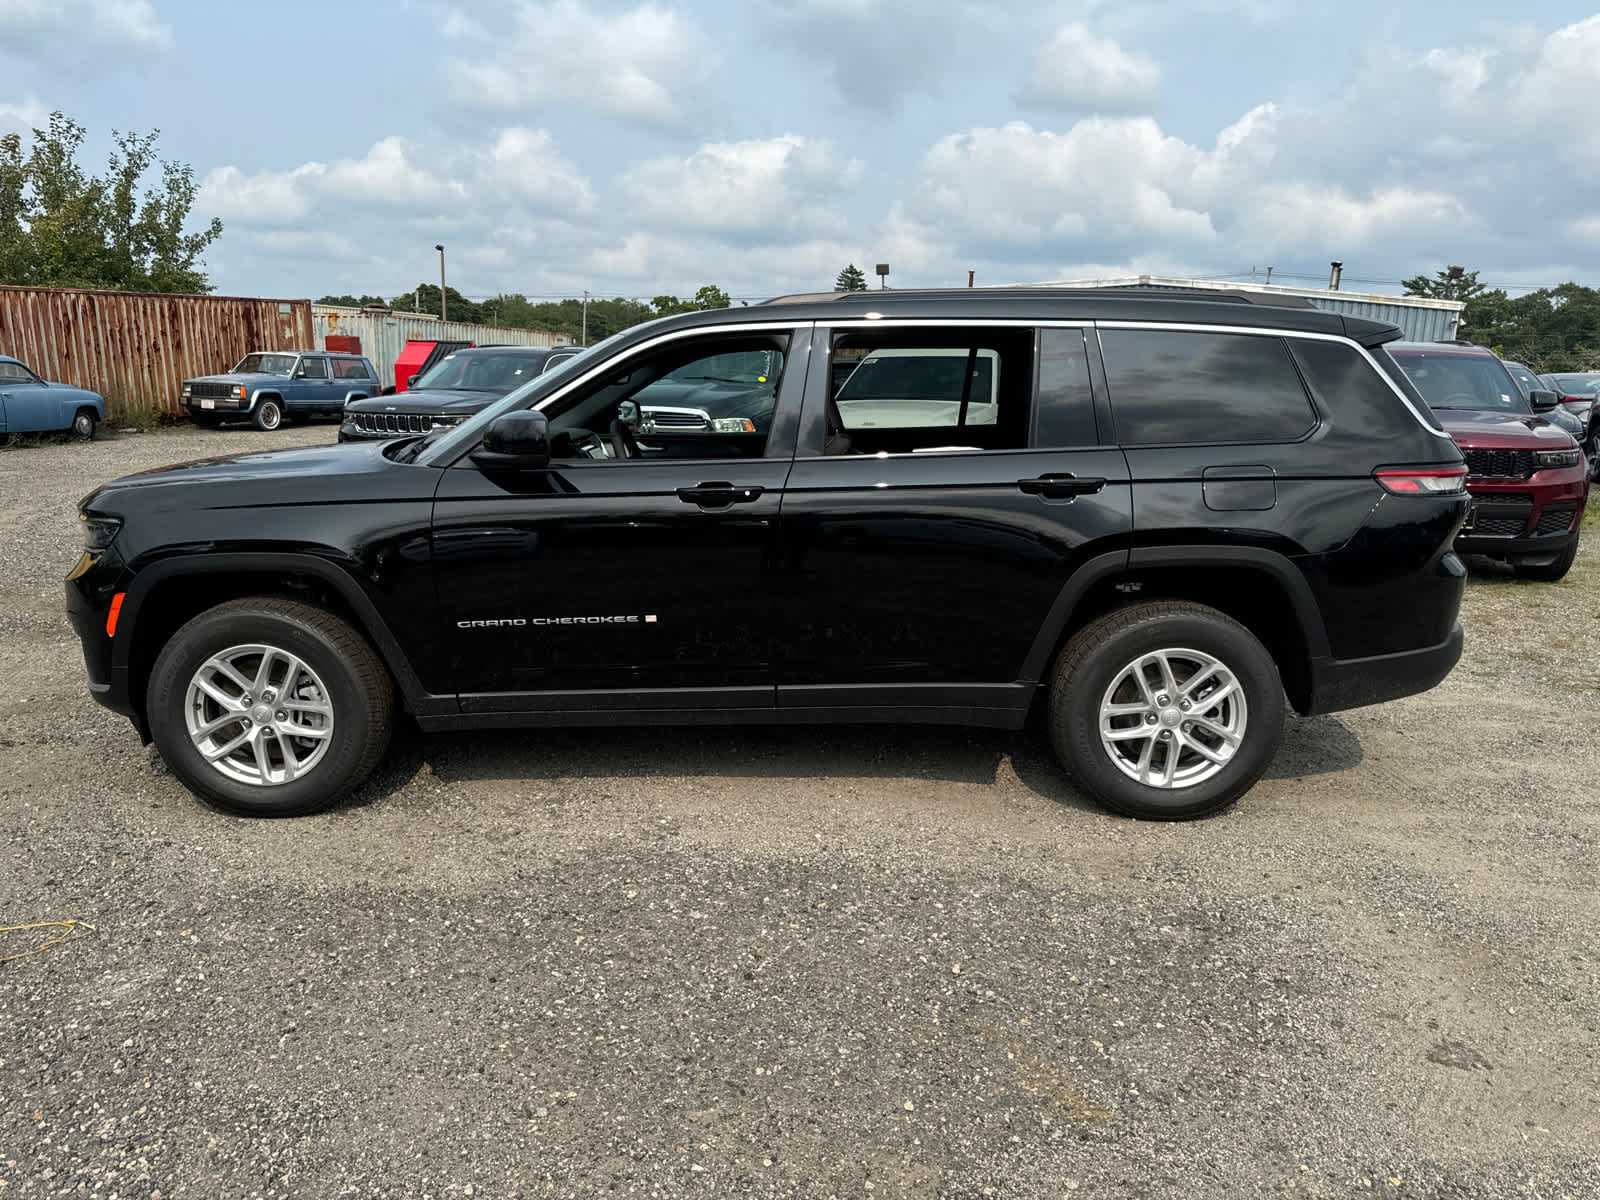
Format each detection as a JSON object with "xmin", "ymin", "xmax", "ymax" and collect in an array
[
  {"xmin": 711, "ymin": 417, "xmax": 757, "ymax": 433},
  {"xmin": 1534, "ymin": 448, "xmax": 1582, "ymax": 468},
  {"xmin": 181, "ymin": 383, "xmax": 192, "ymax": 398},
  {"xmin": 80, "ymin": 513, "xmax": 122, "ymax": 552},
  {"xmin": 427, "ymin": 415, "xmax": 464, "ymax": 429},
  {"xmin": 232, "ymin": 385, "xmax": 247, "ymax": 399}
]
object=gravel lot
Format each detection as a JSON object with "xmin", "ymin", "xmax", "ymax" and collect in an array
[{"xmin": 3, "ymin": 425, "xmax": 1598, "ymax": 1199}]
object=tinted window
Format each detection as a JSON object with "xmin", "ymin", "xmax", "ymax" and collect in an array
[
  {"xmin": 1101, "ymin": 329, "xmax": 1315, "ymax": 445},
  {"xmin": 300, "ymin": 357, "xmax": 330, "ymax": 379},
  {"xmin": 1035, "ymin": 328, "xmax": 1097, "ymax": 447},
  {"xmin": 1291, "ymin": 340, "xmax": 1429, "ymax": 440},
  {"xmin": 822, "ymin": 327, "xmax": 1033, "ymax": 455},
  {"xmin": 331, "ymin": 357, "xmax": 372, "ymax": 379}
]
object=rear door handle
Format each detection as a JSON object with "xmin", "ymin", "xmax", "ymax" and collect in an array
[
  {"xmin": 1017, "ymin": 473, "xmax": 1106, "ymax": 499},
  {"xmin": 676, "ymin": 482, "xmax": 765, "ymax": 508}
]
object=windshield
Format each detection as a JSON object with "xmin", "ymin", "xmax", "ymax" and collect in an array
[
  {"xmin": 1388, "ymin": 351, "xmax": 1529, "ymax": 414},
  {"xmin": 1502, "ymin": 363, "xmax": 1541, "ymax": 397},
  {"xmin": 1548, "ymin": 373, "xmax": 1600, "ymax": 396},
  {"xmin": 413, "ymin": 350, "xmax": 551, "ymax": 393},
  {"xmin": 233, "ymin": 353, "xmax": 296, "ymax": 376},
  {"xmin": 415, "ymin": 330, "xmax": 634, "ymax": 465}
]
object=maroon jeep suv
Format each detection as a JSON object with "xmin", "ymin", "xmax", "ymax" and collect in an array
[{"xmin": 1389, "ymin": 342, "xmax": 1588, "ymax": 581}]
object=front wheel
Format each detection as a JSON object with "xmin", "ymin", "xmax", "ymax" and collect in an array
[
  {"xmin": 252, "ymin": 398, "xmax": 283, "ymax": 431},
  {"xmin": 72, "ymin": 408, "xmax": 97, "ymax": 440},
  {"xmin": 1513, "ymin": 535, "xmax": 1579, "ymax": 582},
  {"xmin": 146, "ymin": 598, "xmax": 395, "ymax": 816},
  {"xmin": 1048, "ymin": 601, "xmax": 1285, "ymax": 820}
]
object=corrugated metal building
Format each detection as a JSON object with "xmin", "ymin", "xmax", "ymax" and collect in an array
[
  {"xmin": 313, "ymin": 306, "xmax": 570, "ymax": 386},
  {"xmin": 0, "ymin": 285, "xmax": 313, "ymax": 418},
  {"xmin": 1017, "ymin": 275, "xmax": 1465, "ymax": 342}
]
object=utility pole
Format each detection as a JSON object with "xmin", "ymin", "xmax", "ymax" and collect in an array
[
  {"xmin": 1265, "ymin": 266, "xmax": 1273, "ymax": 285},
  {"xmin": 582, "ymin": 290, "xmax": 590, "ymax": 345},
  {"xmin": 435, "ymin": 243, "xmax": 447, "ymax": 321}
]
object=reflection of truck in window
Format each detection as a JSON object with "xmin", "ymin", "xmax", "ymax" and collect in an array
[
  {"xmin": 833, "ymin": 348, "xmax": 1001, "ymax": 429},
  {"xmin": 636, "ymin": 348, "xmax": 784, "ymax": 435}
]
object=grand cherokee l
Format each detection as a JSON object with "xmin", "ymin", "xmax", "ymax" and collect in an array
[
  {"xmin": 1389, "ymin": 341, "xmax": 1588, "ymax": 581},
  {"xmin": 68, "ymin": 290, "xmax": 1470, "ymax": 821}
]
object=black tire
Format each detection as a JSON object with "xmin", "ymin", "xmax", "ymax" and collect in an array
[
  {"xmin": 1048, "ymin": 601, "xmax": 1285, "ymax": 820},
  {"xmin": 1513, "ymin": 535, "xmax": 1579, "ymax": 582},
  {"xmin": 72, "ymin": 408, "xmax": 97, "ymax": 440},
  {"xmin": 252, "ymin": 398, "xmax": 283, "ymax": 431},
  {"xmin": 145, "ymin": 597, "xmax": 394, "ymax": 817}
]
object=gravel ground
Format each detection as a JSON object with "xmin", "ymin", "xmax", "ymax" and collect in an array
[{"xmin": 2, "ymin": 425, "xmax": 1598, "ymax": 1199}]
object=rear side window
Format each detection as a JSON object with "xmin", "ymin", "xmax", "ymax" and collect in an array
[
  {"xmin": 1034, "ymin": 328, "xmax": 1098, "ymax": 447},
  {"xmin": 1291, "ymin": 340, "xmax": 1442, "ymax": 438},
  {"xmin": 1100, "ymin": 329, "xmax": 1315, "ymax": 445}
]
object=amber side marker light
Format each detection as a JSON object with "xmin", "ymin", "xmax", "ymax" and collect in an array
[{"xmin": 106, "ymin": 593, "xmax": 126, "ymax": 637}]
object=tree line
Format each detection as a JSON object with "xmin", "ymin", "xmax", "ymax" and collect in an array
[
  {"xmin": 1406, "ymin": 266, "xmax": 1600, "ymax": 372},
  {"xmin": 317, "ymin": 284, "xmax": 736, "ymax": 343}
]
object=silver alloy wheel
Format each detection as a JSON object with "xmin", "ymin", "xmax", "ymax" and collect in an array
[
  {"xmin": 1097, "ymin": 646, "xmax": 1248, "ymax": 789},
  {"xmin": 184, "ymin": 643, "xmax": 335, "ymax": 787},
  {"xmin": 258, "ymin": 401, "xmax": 282, "ymax": 430},
  {"xmin": 73, "ymin": 411, "xmax": 95, "ymax": 437}
]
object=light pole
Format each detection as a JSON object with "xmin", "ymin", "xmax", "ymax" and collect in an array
[
  {"xmin": 435, "ymin": 243, "xmax": 447, "ymax": 321},
  {"xmin": 581, "ymin": 289, "xmax": 590, "ymax": 346}
]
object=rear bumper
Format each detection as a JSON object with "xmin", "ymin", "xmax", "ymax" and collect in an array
[{"xmin": 1304, "ymin": 623, "xmax": 1463, "ymax": 716}]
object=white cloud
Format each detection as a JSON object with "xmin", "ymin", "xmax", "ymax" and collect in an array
[
  {"xmin": 0, "ymin": 96, "xmax": 48, "ymax": 132},
  {"xmin": 1018, "ymin": 23, "xmax": 1162, "ymax": 112},
  {"xmin": 619, "ymin": 135, "xmax": 861, "ymax": 237},
  {"xmin": 443, "ymin": 0, "xmax": 713, "ymax": 127},
  {"xmin": 0, "ymin": 0, "xmax": 171, "ymax": 52},
  {"xmin": 484, "ymin": 127, "xmax": 595, "ymax": 213}
]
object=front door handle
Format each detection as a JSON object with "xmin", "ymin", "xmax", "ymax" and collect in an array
[
  {"xmin": 676, "ymin": 482, "xmax": 765, "ymax": 508},
  {"xmin": 1017, "ymin": 473, "xmax": 1106, "ymax": 499}
]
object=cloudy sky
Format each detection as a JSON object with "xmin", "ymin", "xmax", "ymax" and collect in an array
[{"xmin": 2, "ymin": 0, "xmax": 1599, "ymax": 303}]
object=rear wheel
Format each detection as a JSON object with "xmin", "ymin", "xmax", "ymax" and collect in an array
[
  {"xmin": 1048, "ymin": 601, "xmax": 1285, "ymax": 820},
  {"xmin": 252, "ymin": 398, "xmax": 283, "ymax": 431},
  {"xmin": 72, "ymin": 408, "xmax": 97, "ymax": 440},
  {"xmin": 1513, "ymin": 535, "xmax": 1579, "ymax": 582},
  {"xmin": 146, "ymin": 598, "xmax": 394, "ymax": 817}
]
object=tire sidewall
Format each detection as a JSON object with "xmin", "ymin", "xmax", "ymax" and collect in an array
[
  {"xmin": 1055, "ymin": 610, "xmax": 1284, "ymax": 819},
  {"xmin": 255, "ymin": 399, "xmax": 282, "ymax": 431},
  {"xmin": 73, "ymin": 410, "xmax": 96, "ymax": 440},
  {"xmin": 147, "ymin": 607, "xmax": 377, "ymax": 816}
]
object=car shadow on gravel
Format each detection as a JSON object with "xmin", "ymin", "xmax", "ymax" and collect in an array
[{"xmin": 349, "ymin": 711, "xmax": 1364, "ymax": 816}]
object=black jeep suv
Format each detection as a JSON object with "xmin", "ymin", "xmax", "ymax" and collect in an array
[{"xmin": 67, "ymin": 290, "xmax": 1469, "ymax": 821}]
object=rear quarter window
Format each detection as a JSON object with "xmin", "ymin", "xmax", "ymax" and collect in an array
[
  {"xmin": 1292, "ymin": 340, "xmax": 1443, "ymax": 438},
  {"xmin": 1100, "ymin": 329, "xmax": 1315, "ymax": 445}
]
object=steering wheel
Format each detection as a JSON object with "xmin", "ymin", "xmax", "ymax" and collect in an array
[{"xmin": 609, "ymin": 399, "xmax": 642, "ymax": 459}]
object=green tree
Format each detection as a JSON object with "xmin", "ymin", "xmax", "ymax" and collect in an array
[
  {"xmin": 0, "ymin": 111, "xmax": 222, "ymax": 292},
  {"xmin": 1461, "ymin": 284, "xmax": 1600, "ymax": 372},
  {"xmin": 316, "ymin": 293, "xmax": 388, "ymax": 307},
  {"xmin": 1402, "ymin": 265, "xmax": 1486, "ymax": 303},
  {"xmin": 693, "ymin": 283, "xmax": 731, "ymax": 309},
  {"xmin": 391, "ymin": 283, "xmax": 484, "ymax": 324},
  {"xmin": 835, "ymin": 263, "xmax": 868, "ymax": 292}
]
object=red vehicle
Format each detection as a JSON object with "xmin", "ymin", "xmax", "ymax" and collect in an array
[{"xmin": 1390, "ymin": 342, "xmax": 1587, "ymax": 581}]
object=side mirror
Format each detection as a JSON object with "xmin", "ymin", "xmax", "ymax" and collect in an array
[
  {"xmin": 1528, "ymin": 388, "xmax": 1559, "ymax": 411},
  {"xmin": 407, "ymin": 374, "xmax": 420, "ymax": 388},
  {"xmin": 471, "ymin": 410, "xmax": 550, "ymax": 470}
]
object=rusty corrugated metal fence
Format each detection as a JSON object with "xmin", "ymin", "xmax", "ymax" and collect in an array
[{"xmin": 0, "ymin": 285, "xmax": 313, "ymax": 418}]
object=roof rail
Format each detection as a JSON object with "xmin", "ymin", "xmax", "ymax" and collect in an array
[{"xmin": 760, "ymin": 285, "xmax": 1316, "ymax": 309}]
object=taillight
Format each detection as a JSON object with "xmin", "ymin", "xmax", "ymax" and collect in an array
[{"xmin": 1374, "ymin": 464, "xmax": 1469, "ymax": 495}]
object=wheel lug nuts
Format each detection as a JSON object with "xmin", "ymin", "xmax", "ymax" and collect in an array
[
  {"xmin": 276, "ymin": 712, "xmax": 286, "ymax": 722},
  {"xmin": 1146, "ymin": 714, "xmax": 1158, "ymax": 724}
]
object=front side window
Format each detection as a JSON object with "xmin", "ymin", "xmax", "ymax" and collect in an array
[
  {"xmin": 822, "ymin": 327, "xmax": 1033, "ymax": 454},
  {"xmin": 0, "ymin": 361, "xmax": 41, "ymax": 383},
  {"xmin": 299, "ymin": 357, "xmax": 330, "ymax": 379},
  {"xmin": 541, "ymin": 333, "xmax": 790, "ymax": 462},
  {"xmin": 234, "ymin": 353, "xmax": 296, "ymax": 376},
  {"xmin": 1100, "ymin": 329, "xmax": 1316, "ymax": 445}
]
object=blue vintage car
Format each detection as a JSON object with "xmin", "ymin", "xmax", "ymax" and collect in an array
[
  {"xmin": 0, "ymin": 355, "xmax": 107, "ymax": 440},
  {"xmin": 182, "ymin": 350, "xmax": 381, "ymax": 431}
]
